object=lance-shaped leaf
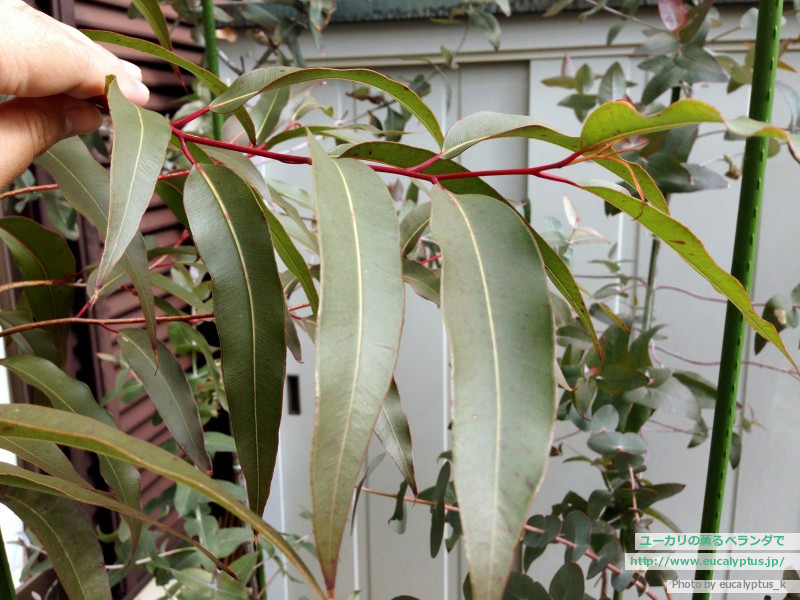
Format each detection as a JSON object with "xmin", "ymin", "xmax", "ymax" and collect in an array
[
  {"xmin": 118, "ymin": 329, "xmax": 211, "ymax": 472},
  {"xmin": 0, "ymin": 463, "xmax": 233, "ymax": 576},
  {"xmin": 582, "ymin": 180, "xmax": 797, "ymax": 368},
  {"xmin": 130, "ymin": 0, "xmax": 172, "ymax": 53},
  {"xmin": 37, "ymin": 135, "xmax": 158, "ymax": 352},
  {"xmin": 0, "ymin": 403, "xmax": 324, "ymax": 599},
  {"xmin": 374, "ymin": 381, "xmax": 417, "ymax": 494},
  {"xmin": 252, "ymin": 87, "xmax": 290, "ymax": 144},
  {"xmin": 211, "ymin": 67, "xmax": 444, "ymax": 146},
  {"xmin": 0, "ymin": 486, "xmax": 111, "ymax": 600},
  {"xmin": 81, "ymin": 30, "xmax": 256, "ymax": 142},
  {"xmin": 95, "ymin": 78, "xmax": 170, "ymax": 288},
  {"xmin": 0, "ymin": 438, "xmax": 85, "ymax": 485},
  {"xmin": 309, "ymin": 137, "xmax": 404, "ymax": 592},
  {"xmin": 0, "ymin": 355, "xmax": 142, "ymax": 547},
  {"xmin": 400, "ymin": 202, "xmax": 432, "ymax": 256},
  {"xmin": 0, "ymin": 217, "xmax": 74, "ymax": 357},
  {"xmin": 439, "ymin": 112, "xmax": 668, "ymax": 213},
  {"xmin": 431, "ymin": 187, "xmax": 556, "ymax": 600},
  {"xmin": 264, "ymin": 209, "xmax": 319, "ymax": 316},
  {"xmin": 402, "ymin": 259, "xmax": 441, "ymax": 306},
  {"xmin": 183, "ymin": 165, "xmax": 286, "ymax": 516},
  {"xmin": 525, "ymin": 224, "xmax": 601, "ymax": 360},
  {"xmin": 0, "ymin": 310, "xmax": 60, "ymax": 365}
]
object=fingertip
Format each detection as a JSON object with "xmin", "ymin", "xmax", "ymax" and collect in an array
[
  {"xmin": 66, "ymin": 103, "xmax": 102, "ymax": 136},
  {"xmin": 117, "ymin": 76, "xmax": 150, "ymax": 106},
  {"xmin": 120, "ymin": 60, "xmax": 143, "ymax": 82}
]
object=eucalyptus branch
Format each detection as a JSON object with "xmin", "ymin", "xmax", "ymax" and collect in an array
[
  {"xmin": 654, "ymin": 344, "xmax": 800, "ymax": 380},
  {"xmin": 0, "ymin": 279, "xmax": 85, "ymax": 294},
  {"xmin": 582, "ymin": 0, "xmax": 663, "ymax": 31},
  {"xmin": 0, "ymin": 313, "xmax": 215, "ymax": 339},
  {"xmin": 359, "ymin": 486, "xmax": 661, "ymax": 600}
]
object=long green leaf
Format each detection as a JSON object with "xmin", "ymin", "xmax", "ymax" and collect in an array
[
  {"xmin": 211, "ymin": 67, "xmax": 444, "ymax": 146},
  {"xmin": 252, "ymin": 88, "xmax": 290, "ymax": 144},
  {"xmin": 0, "ymin": 310, "xmax": 60, "ymax": 365},
  {"xmin": 80, "ymin": 30, "xmax": 256, "ymax": 142},
  {"xmin": 309, "ymin": 136, "xmax": 404, "ymax": 592},
  {"xmin": 399, "ymin": 202, "xmax": 431, "ymax": 256},
  {"xmin": 0, "ymin": 438, "xmax": 85, "ymax": 485},
  {"xmin": 440, "ymin": 112, "xmax": 669, "ymax": 213},
  {"xmin": 431, "ymin": 187, "xmax": 556, "ymax": 600},
  {"xmin": 118, "ymin": 329, "xmax": 211, "ymax": 472},
  {"xmin": 0, "ymin": 355, "xmax": 143, "ymax": 548},
  {"xmin": 0, "ymin": 462, "xmax": 232, "ymax": 576},
  {"xmin": 402, "ymin": 259, "xmax": 440, "ymax": 306},
  {"xmin": 525, "ymin": 223, "xmax": 601, "ymax": 360},
  {"xmin": 264, "ymin": 209, "xmax": 319, "ymax": 316},
  {"xmin": 0, "ymin": 486, "xmax": 111, "ymax": 600},
  {"xmin": 95, "ymin": 78, "xmax": 170, "ymax": 288},
  {"xmin": 36, "ymin": 137, "xmax": 159, "ymax": 351},
  {"xmin": 184, "ymin": 165, "xmax": 286, "ymax": 516},
  {"xmin": 374, "ymin": 381, "xmax": 417, "ymax": 494},
  {"xmin": 340, "ymin": 141, "xmax": 505, "ymax": 201},
  {"xmin": 582, "ymin": 180, "xmax": 797, "ymax": 367},
  {"xmin": 0, "ymin": 403, "xmax": 324, "ymax": 599},
  {"xmin": 0, "ymin": 217, "xmax": 74, "ymax": 358},
  {"xmin": 130, "ymin": 0, "xmax": 173, "ymax": 52}
]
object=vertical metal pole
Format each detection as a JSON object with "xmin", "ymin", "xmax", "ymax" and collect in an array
[
  {"xmin": 692, "ymin": 1, "xmax": 782, "ymax": 596},
  {"xmin": 201, "ymin": 0, "xmax": 224, "ymax": 140}
]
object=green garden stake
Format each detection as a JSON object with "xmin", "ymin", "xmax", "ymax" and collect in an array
[
  {"xmin": 693, "ymin": 0, "xmax": 783, "ymax": 596},
  {"xmin": 0, "ymin": 528, "xmax": 17, "ymax": 600},
  {"xmin": 201, "ymin": 0, "xmax": 224, "ymax": 140}
]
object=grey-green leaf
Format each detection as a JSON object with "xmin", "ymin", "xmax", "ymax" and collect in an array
[
  {"xmin": 309, "ymin": 136, "xmax": 404, "ymax": 593},
  {"xmin": 374, "ymin": 381, "xmax": 417, "ymax": 494},
  {"xmin": 118, "ymin": 329, "xmax": 211, "ymax": 472},
  {"xmin": 402, "ymin": 259, "xmax": 441, "ymax": 306},
  {"xmin": 431, "ymin": 188, "xmax": 556, "ymax": 600},
  {"xmin": 211, "ymin": 67, "xmax": 443, "ymax": 146},
  {"xmin": 0, "ymin": 355, "xmax": 142, "ymax": 548},
  {"xmin": 0, "ymin": 486, "xmax": 111, "ymax": 600},
  {"xmin": 95, "ymin": 78, "xmax": 170, "ymax": 288},
  {"xmin": 184, "ymin": 165, "xmax": 286, "ymax": 516},
  {"xmin": 0, "ymin": 403, "xmax": 324, "ymax": 598}
]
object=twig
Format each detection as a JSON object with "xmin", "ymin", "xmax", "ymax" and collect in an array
[
  {"xmin": 653, "ymin": 344, "xmax": 800, "ymax": 379},
  {"xmin": 0, "ymin": 313, "xmax": 215, "ymax": 339},
  {"xmin": 0, "ymin": 279, "xmax": 85, "ymax": 294}
]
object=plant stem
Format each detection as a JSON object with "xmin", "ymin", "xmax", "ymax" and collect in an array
[
  {"xmin": 0, "ymin": 528, "xmax": 17, "ymax": 600},
  {"xmin": 693, "ymin": 0, "xmax": 783, "ymax": 596},
  {"xmin": 0, "ymin": 313, "xmax": 215, "ymax": 339},
  {"xmin": 200, "ymin": 0, "xmax": 223, "ymax": 139}
]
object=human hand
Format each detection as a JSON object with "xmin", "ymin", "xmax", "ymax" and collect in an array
[{"xmin": 0, "ymin": 0, "xmax": 151, "ymax": 189}]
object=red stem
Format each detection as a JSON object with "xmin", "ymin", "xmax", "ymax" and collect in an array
[{"xmin": 170, "ymin": 106, "xmax": 212, "ymax": 129}]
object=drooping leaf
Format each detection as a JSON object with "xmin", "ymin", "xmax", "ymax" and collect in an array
[
  {"xmin": 0, "ymin": 486, "xmax": 111, "ymax": 600},
  {"xmin": 0, "ymin": 355, "xmax": 142, "ymax": 548},
  {"xmin": 598, "ymin": 62, "xmax": 628, "ymax": 103},
  {"xmin": 399, "ymin": 202, "xmax": 431, "ymax": 256},
  {"xmin": 118, "ymin": 329, "xmax": 211, "ymax": 472},
  {"xmin": 263, "ymin": 208, "xmax": 319, "ymax": 316},
  {"xmin": 95, "ymin": 78, "xmax": 170, "ymax": 288},
  {"xmin": 308, "ymin": 136, "xmax": 404, "ymax": 592},
  {"xmin": 583, "ymin": 180, "xmax": 797, "ymax": 367},
  {"xmin": 184, "ymin": 165, "xmax": 286, "ymax": 517},
  {"xmin": 374, "ymin": 381, "xmax": 417, "ymax": 494},
  {"xmin": 0, "ymin": 438, "xmax": 85, "ymax": 485},
  {"xmin": 81, "ymin": 30, "xmax": 256, "ymax": 142},
  {"xmin": 0, "ymin": 403, "xmax": 324, "ymax": 599},
  {"xmin": 0, "ymin": 217, "xmax": 74, "ymax": 357},
  {"xmin": 0, "ymin": 462, "xmax": 232, "ymax": 575},
  {"xmin": 211, "ymin": 67, "xmax": 443, "ymax": 146},
  {"xmin": 340, "ymin": 141, "xmax": 505, "ymax": 201},
  {"xmin": 402, "ymin": 260, "xmax": 441, "ymax": 306},
  {"xmin": 0, "ymin": 310, "xmax": 60, "ymax": 365},
  {"xmin": 431, "ymin": 188, "xmax": 556, "ymax": 600},
  {"xmin": 252, "ymin": 88, "xmax": 290, "ymax": 144},
  {"xmin": 130, "ymin": 0, "xmax": 173, "ymax": 53},
  {"xmin": 35, "ymin": 138, "xmax": 158, "ymax": 350},
  {"xmin": 525, "ymin": 224, "xmax": 601, "ymax": 360}
]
